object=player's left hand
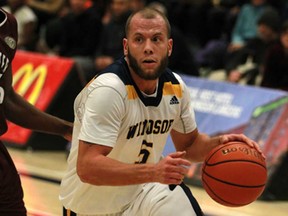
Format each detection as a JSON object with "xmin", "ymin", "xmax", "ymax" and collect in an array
[{"xmin": 219, "ymin": 133, "xmax": 265, "ymax": 158}]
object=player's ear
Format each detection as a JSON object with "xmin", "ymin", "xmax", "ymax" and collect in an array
[
  {"xmin": 168, "ymin": 38, "xmax": 173, "ymax": 57},
  {"xmin": 123, "ymin": 38, "xmax": 128, "ymax": 56}
]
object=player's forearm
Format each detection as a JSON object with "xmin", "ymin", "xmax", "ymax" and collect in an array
[
  {"xmin": 4, "ymin": 91, "xmax": 72, "ymax": 137},
  {"xmin": 77, "ymin": 154, "xmax": 156, "ymax": 186},
  {"xmin": 185, "ymin": 133, "xmax": 221, "ymax": 162}
]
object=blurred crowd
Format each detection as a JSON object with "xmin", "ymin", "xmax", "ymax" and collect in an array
[{"xmin": 1, "ymin": 0, "xmax": 288, "ymax": 91}]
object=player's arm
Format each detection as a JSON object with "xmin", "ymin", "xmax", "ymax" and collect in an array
[
  {"xmin": 171, "ymin": 129, "xmax": 263, "ymax": 163},
  {"xmin": 77, "ymin": 140, "xmax": 191, "ymax": 186},
  {"xmin": 171, "ymin": 128, "xmax": 220, "ymax": 162},
  {"xmin": 3, "ymin": 66, "xmax": 73, "ymax": 140}
]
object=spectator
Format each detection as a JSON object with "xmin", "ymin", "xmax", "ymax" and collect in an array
[
  {"xmin": 205, "ymin": 0, "xmax": 246, "ymax": 42},
  {"xmin": 2, "ymin": 0, "xmax": 38, "ymax": 50},
  {"xmin": 93, "ymin": 0, "xmax": 131, "ymax": 73},
  {"xmin": 225, "ymin": 7, "xmax": 281, "ymax": 84},
  {"xmin": 129, "ymin": 0, "xmax": 146, "ymax": 12},
  {"xmin": 45, "ymin": 0, "xmax": 103, "ymax": 84},
  {"xmin": 168, "ymin": 0, "xmax": 211, "ymax": 50},
  {"xmin": 260, "ymin": 21, "xmax": 288, "ymax": 91},
  {"xmin": 27, "ymin": 0, "xmax": 67, "ymax": 30},
  {"xmin": 195, "ymin": 0, "xmax": 272, "ymax": 71},
  {"xmin": 228, "ymin": 0, "xmax": 269, "ymax": 53},
  {"xmin": 90, "ymin": 0, "xmax": 112, "ymax": 25},
  {"xmin": 148, "ymin": 1, "xmax": 199, "ymax": 76}
]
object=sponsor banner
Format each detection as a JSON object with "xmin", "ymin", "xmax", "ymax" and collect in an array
[
  {"xmin": 2, "ymin": 51, "xmax": 74, "ymax": 145},
  {"xmin": 182, "ymin": 75, "xmax": 288, "ymax": 135},
  {"xmin": 164, "ymin": 75, "xmax": 288, "ymax": 156}
]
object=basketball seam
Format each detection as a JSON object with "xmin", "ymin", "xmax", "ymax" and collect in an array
[
  {"xmin": 205, "ymin": 143, "xmax": 266, "ymax": 168},
  {"xmin": 205, "ymin": 159, "xmax": 267, "ymax": 170},
  {"xmin": 202, "ymin": 178, "xmax": 253, "ymax": 206},
  {"xmin": 202, "ymin": 170, "xmax": 266, "ymax": 188}
]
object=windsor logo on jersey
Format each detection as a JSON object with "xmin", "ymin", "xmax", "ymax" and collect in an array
[
  {"xmin": 126, "ymin": 119, "xmax": 174, "ymax": 139},
  {"xmin": 170, "ymin": 96, "xmax": 179, "ymax": 105}
]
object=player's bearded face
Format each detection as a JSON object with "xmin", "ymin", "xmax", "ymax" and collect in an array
[{"xmin": 127, "ymin": 49, "xmax": 169, "ymax": 80}]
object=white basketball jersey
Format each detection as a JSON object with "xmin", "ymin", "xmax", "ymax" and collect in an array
[{"xmin": 60, "ymin": 57, "xmax": 197, "ymax": 215}]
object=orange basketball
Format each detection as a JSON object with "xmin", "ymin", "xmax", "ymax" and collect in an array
[{"xmin": 202, "ymin": 141, "xmax": 267, "ymax": 207}]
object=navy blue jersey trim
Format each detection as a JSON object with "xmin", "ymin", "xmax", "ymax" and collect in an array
[
  {"xmin": 97, "ymin": 56, "xmax": 180, "ymax": 107},
  {"xmin": 170, "ymin": 183, "xmax": 204, "ymax": 216},
  {"xmin": 63, "ymin": 207, "xmax": 77, "ymax": 216}
]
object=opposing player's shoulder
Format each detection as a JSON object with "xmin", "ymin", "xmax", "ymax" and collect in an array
[
  {"xmin": 0, "ymin": 8, "xmax": 18, "ymax": 41},
  {"xmin": 0, "ymin": 9, "xmax": 18, "ymax": 77}
]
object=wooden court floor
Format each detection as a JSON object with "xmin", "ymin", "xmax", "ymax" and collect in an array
[{"xmin": 7, "ymin": 146, "xmax": 288, "ymax": 216}]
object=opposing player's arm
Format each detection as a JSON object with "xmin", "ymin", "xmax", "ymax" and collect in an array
[
  {"xmin": 77, "ymin": 140, "xmax": 191, "ymax": 186},
  {"xmin": 3, "ymin": 66, "xmax": 72, "ymax": 140}
]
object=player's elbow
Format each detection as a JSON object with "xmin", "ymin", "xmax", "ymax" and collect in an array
[
  {"xmin": 77, "ymin": 161, "xmax": 104, "ymax": 185},
  {"xmin": 76, "ymin": 161, "xmax": 97, "ymax": 184},
  {"xmin": 77, "ymin": 163, "xmax": 91, "ymax": 183}
]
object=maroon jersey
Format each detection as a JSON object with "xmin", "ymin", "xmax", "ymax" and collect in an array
[
  {"xmin": 0, "ymin": 8, "xmax": 17, "ymax": 77},
  {"xmin": 0, "ymin": 8, "xmax": 18, "ymax": 135},
  {"xmin": 0, "ymin": 10, "xmax": 25, "ymax": 216}
]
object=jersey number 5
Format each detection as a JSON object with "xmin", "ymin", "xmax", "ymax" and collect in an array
[{"xmin": 135, "ymin": 140, "xmax": 153, "ymax": 164}]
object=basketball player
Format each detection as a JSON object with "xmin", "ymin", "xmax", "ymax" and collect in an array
[
  {"xmin": 0, "ymin": 8, "xmax": 72, "ymax": 215},
  {"xmin": 60, "ymin": 8, "xmax": 263, "ymax": 216}
]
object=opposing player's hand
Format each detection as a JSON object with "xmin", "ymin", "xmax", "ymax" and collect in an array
[
  {"xmin": 155, "ymin": 151, "xmax": 191, "ymax": 185},
  {"xmin": 219, "ymin": 134, "xmax": 265, "ymax": 158},
  {"xmin": 63, "ymin": 122, "xmax": 73, "ymax": 141}
]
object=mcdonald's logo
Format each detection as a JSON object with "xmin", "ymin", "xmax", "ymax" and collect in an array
[{"xmin": 12, "ymin": 63, "xmax": 47, "ymax": 105}]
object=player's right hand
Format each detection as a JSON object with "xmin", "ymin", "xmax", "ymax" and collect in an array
[{"xmin": 154, "ymin": 151, "xmax": 191, "ymax": 185}]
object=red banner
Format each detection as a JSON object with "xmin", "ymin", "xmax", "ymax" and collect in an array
[{"xmin": 2, "ymin": 50, "xmax": 74, "ymax": 145}]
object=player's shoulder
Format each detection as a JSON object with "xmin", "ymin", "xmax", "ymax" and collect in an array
[
  {"xmin": 98, "ymin": 57, "xmax": 134, "ymax": 85},
  {"xmin": 0, "ymin": 9, "xmax": 17, "ymax": 47},
  {"xmin": 74, "ymin": 73, "xmax": 125, "ymax": 111},
  {"xmin": 87, "ymin": 57, "xmax": 132, "ymax": 93},
  {"xmin": 163, "ymin": 69, "xmax": 187, "ymax": 90},
  {"xmin": 0, "ymin": 8, "xmax": 18, "ymax": 75},
  {"xmin": 0, "ymin": 8, "xmax": 17, "ymax": 27},
  {"xmin": 87, "ymin": 72, "xmax": 127, "ymax": 99},
  {"xmin": 92, "ymin": 72, "xmax": 125, "ymax": 88}
]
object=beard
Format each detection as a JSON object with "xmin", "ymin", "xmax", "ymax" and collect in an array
[{"xmin": 127, "ymin": 51, "xmax": 169, "ymax": 80}]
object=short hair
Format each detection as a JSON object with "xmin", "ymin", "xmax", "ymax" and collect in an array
[
  {"xmin": 257, "ymin": 7, "xmax": 281, "ymax": 32},
  {"xmin": 125, "ymin": 7, "xmax": 171, "ymax": 38},
  {"xmin": 281, "ymin": 20, "xmax": 288, "ymax": 34}
]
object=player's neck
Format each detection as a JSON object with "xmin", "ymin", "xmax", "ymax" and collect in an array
[{"xmin": 131, "ymin": 72, "xmax": 158, "ymax": 95}]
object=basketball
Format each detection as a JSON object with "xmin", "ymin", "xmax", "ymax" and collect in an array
[{"xmin": 202, "ymin": 141, "xmax": 267, "ymax": 207}]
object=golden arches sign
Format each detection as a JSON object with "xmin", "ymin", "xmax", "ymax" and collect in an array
[{"xmin": 12, "ymin": 63, "xmax": 47, "ymax": 105}]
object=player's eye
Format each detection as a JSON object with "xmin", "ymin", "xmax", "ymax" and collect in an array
[
  {"xmin": 134, "ymin": 37, "xmax": 143, "ymax": 43},
  {"xmin": 152, "ymin": 37, "xmax": 160, "ymax": 42}
]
